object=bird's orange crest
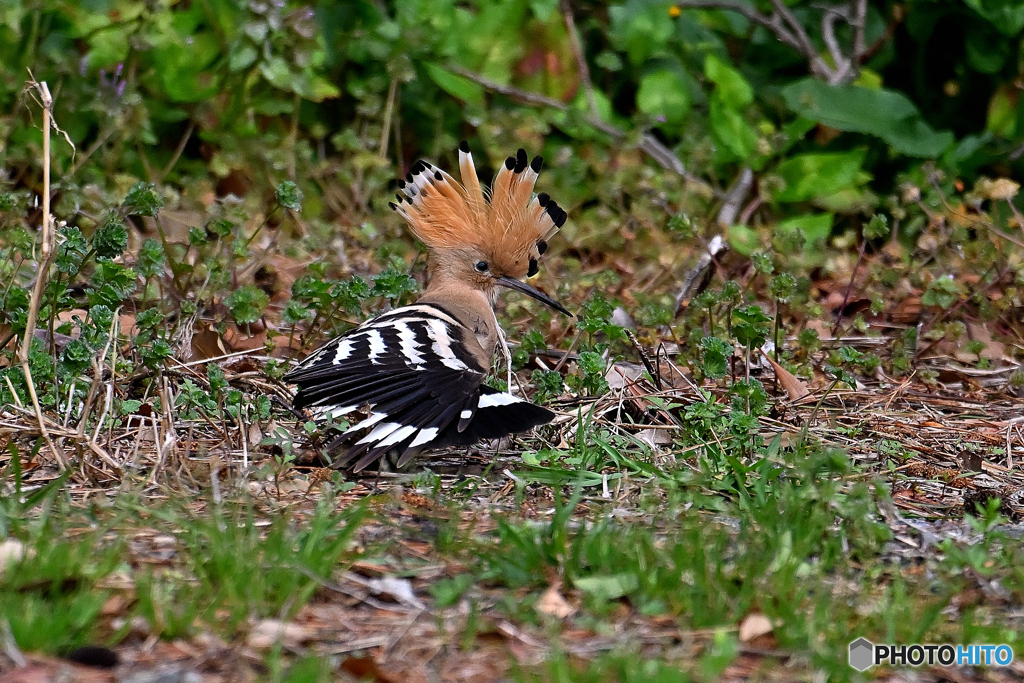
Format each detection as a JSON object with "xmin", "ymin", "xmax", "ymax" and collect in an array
[{"xmin": 390, "ymin": 143, "xmax": 567, "ymax": 278}]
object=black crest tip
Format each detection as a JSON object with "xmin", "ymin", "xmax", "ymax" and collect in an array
[
  {"xmin": 389, "ymin": 202, "xmax": 397, "ymax": 211},
  {"xmin": 528, "ymin": 257, "xmax": 539, "ymax": 278},
  {"xmin": 397, "ymin": 179, "xmax": 406, "ymax": 189},
  {"xmin": 395, "ymin": 194, "xmax": 403, "ymax": 203},
  {"xmin": 537, "ymin": 192, "xmax": 550, "ymax": 207},
  {"xmin": 405, "ymin": 172, "xmax": 413, "ymax": 183},
  {"xmin": 556, "ymin": 208, "xmax": 568, "ymax": 227},
  {"xmin": 530, "ymin": 155, "xmax": 543, "ymax": 173},
  {"xmin": 434, "ymin": 170, "xmax": 443, "ymax": 181},
  {"xmin": 537, "ymin": 239, "xmax": 548, "ymax": 255},
  {"xmin": 514, "ymin": 148, "xmax": 528, "ymax": 173},
  {"xmin": 504, "ymin": 156, "xmax": 516, "ymax": 170},
  {"xmin": 458, "ymin": 139, "xmax": 470, "ymax": 153}
]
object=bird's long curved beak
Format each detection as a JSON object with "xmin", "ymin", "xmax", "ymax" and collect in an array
[{"xmin": 496, "ymin": 276, "xmax": 572, "ymax": 316}]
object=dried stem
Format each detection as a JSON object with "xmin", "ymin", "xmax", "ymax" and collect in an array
[
  {"xmin": 676, "ymin": 0, "xmax": 868, "ymax": 85},
  {"xmin": 561, "ymin": 1, "xmax": 599, "ymax": 118},
  {"xmin": 379, "ymin": 77, "xmax": 398, "ymax": 160},
  {"xmin": 20, "ymin": 74, "xmax": 68, "ymax": 470}
]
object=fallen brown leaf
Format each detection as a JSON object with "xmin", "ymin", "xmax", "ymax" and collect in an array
[
  {"xmin": 534, "ymin": 585, "xmax": 574, "ymax": 619},
  {"xmin": 760, "ymin": 350, "xmax": 809, "ymax": 400},
  {"xmin": 739, "ymin": 612, "xmax": 773, "ymax": 642}
]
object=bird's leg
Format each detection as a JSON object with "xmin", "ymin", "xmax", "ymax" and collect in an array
[{"xmin": 493, "ymin": 312, "xmax": 514, "ymax": 395}]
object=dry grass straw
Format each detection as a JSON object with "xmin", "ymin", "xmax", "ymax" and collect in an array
[{"xmin": 19, "ymin": 73, "xmax": 65, "ymax": 469}]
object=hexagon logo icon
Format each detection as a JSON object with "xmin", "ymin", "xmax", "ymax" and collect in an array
[{"xmin": 849, "ymin": 638, "xmax": 874, "ymax": 671}]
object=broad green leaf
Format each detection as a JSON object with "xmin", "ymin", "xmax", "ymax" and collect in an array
[
  {"xmin": 637, "ymin": 69, "xmax": 691, "ymax": 124},
  {"xmin": 87, "ymin": 25, "xmax": 129, "ymax": 67},
  {"xmin": 229, "ymin": 45, "xmax": 258, "ymax": 72},
  {"xmin": 987, "ymin": 86, "xmax": 1017, "ymax": 137},
  {"xmin": 782, "ymin": 79, "xmax": 954, "ymax": 157},
  {"xmin": 963, "ymin": 0, "xmax": 1024, "ymax": 35},
  {"xmin": 726, "ymin": 224, "xmax": 759, "ymax": 256},
  {"xmin": 529, "ymin": 0, "xmax": 559, "ymax": 21},
  {"xmin": 814, "ymin": 186, "xmax": 879, "ymax": 213},
  {"xmin": 772, "ymin": 150, "xmax": 867, "ymax": 203},
  {"xmin": 965, "ymin": 25, "xmax": 1008, "ymax": 74},
  {"xmin": 709, "ymin": 98, "xmax": 758, "ymax": 160},
  {"xmin": 775, "ymin": 214, "xmax": 833, "ymax": 249},
  {"xmin": 571, "ymin": 87, "xmax": 615, "ymax": 123},
  {"xmin": 424, "ymin": 63, "xmax": 484, "ymax": 107},
  {"xmin": 294, "ymin": 73, "xmax": 341, "ymax": 102},
  {"xmin": 704, "ymin": 54, "xmax": 752, "ymax": 108},
  {"xmin": 575, "ymin": 573, "xmax": 639, "ymax": 602},
  {"xmin": 154, "ymin": 31, "xmax": 221, "ymax": 102},
  {"xmin": 608, "ymin": 1, "xmax": 674, "ymax": 65}
]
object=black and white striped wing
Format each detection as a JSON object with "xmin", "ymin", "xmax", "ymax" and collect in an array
[{"xmin": 284, "ymin": 304, "xmax": 553, "ymax": 471}]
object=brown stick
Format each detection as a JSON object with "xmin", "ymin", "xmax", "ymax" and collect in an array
[
  {"xmin": 561, "ymin": 1, "xmax": 599, "ymax": 118},
  {"xmin": 20, "ymin": 73, "xmax": 68, "ymax": 470}
]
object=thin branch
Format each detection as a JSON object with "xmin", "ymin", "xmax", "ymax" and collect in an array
[
  {"xmin": 20, "ymin": 73, "xmax": 68, "ymax": 470},
  {"xmin": 446, "ymin": 65, "xmax": 689, "ymax": 178},
  {"xmin": 561, "ymin": 1, "xmax": 599, "ymax": 118},
  {"xmin": 677, "ymin": 0, "xmax": 858, "ymax": 82},
  {"xmin": 717, "ymin": 166, "xmax": 753, "ymax": 227},
  {"xmin": 769, "ymin": 0, "xmax": 817, "ymax": 58},
  {"xmin": 379, "ymin": 77, "xmax": 398, "ymax": 160},
  {"xmin": 676, "ymin": 0, "xmax": 795, "ymax": 43},
  {"xmin": 157, "ymin": 120, "xmax": 195, "ymax": 183},
  {"xmin": 851, "ymin": 0, "xmax": 868, "ymax": 60},
  {"xmin": 820, "ymin": 8, "xmax": 850, "ymax": 84},
  {"xmin": 831, "ymin": 235, "xmax": 867, "ymax": 338}
]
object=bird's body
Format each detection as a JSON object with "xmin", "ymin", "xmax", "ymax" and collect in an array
[{"xmin": 285, "ymin": 143, "xmax": 569, "ymax": 471}]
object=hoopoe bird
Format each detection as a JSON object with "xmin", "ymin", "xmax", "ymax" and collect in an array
[{"xmin": 284, "ymin": 142, "xmax": 570, "ymax": 472}]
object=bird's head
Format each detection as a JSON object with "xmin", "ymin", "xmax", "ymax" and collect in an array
[{"xmin": 391, "ymin": 144, "xmax": 571, "ymax": 316}]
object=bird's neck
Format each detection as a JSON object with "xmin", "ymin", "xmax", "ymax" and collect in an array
[{"xmin": 420, "ymin": 276, "xmax": 499, "ymax": 359}]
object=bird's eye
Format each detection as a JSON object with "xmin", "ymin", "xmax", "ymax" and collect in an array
[{"xmin": 475, "ymin": 261, "xmax": 488, "ymax": 272}]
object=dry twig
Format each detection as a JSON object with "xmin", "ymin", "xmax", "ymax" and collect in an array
[{"xmin": 19, "ymin": 73, "xmax": 68, "ymax": 470}]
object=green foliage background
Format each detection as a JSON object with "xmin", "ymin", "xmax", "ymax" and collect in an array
[
  {"xmin": 1, "ymin": 0, "xmax": 1023, "ymax": 406},
  {"xmin": 1, "ymin": 0, "xmax": 1022, "ymax": 229}
]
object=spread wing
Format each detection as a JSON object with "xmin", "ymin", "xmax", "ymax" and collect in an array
[{"xmin": 285, "ymin": 303, "xmax": 553, "ymax": 471}]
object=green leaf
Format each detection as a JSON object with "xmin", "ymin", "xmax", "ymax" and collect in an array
[
  {"xmin": 608, "ymin": 1, "xmax": 674, "ymax": 65},
  {"xmin": 704, "ymin": 54, "xmax": 752, "ymax": 108},
  {"xmin": 226, "ymin": 285, "xmax": 270, "ymax": 325},
  {"xmin": 137, "ymin": 239, "xmax": 166, "ymax": 279},
  {"xmin": 700, "ymin": 336, "xmax": 733, "ymax": 379},
  {"xmin": 709, "ymin": 99, "xmax": 758, "ymax": 160},
  {"xmin": 122, "ymin": 182, "xmax": 163, "ymax": 217},
  {"xmin": 725, "ymin": 224, "xmax": 759, "ymax": 256},
  {"xmin": 87, "ymin": 26, "xmax": 130, "ymax": 68},
  {"xmin": 228, "ymin": 44, "xmax": 258, "ymax": 71},
  {"xmin": 424, "ymin": 64, "xmax": 484, "ymax": 107},
  {"xmin": 55, "ymin": 226, "xmax": 89, "ymax": 275},
  {"xmin": 153, "ymin": 31, "xmax": 221, "ymax": 102},
  {"xmin": 775, "ymin": 214, "xmax": 833, "ymax": 250},
  {"xmin": 93, "ymin": 214, "xmax": 128, "ymax": 260},
  {"xmin": 782, "ymin": 79, "xmax": 954, "ymax": 157},
  {"xmin": 963, "ymin": 0, "xmax": 1024, "ymax": 35},
  {"xmin": 637, "ymin": 69, "xmax": 691, "ymax": 124},
  {"xmin": 575, "ymin": 573, "xmax": 638, "ymax": 602},
  {"xmin": 276, "ymin": 181, "xmax": 304, "ymax": 212},
  {"xmin": 987, "ymin": 86, "xmax": 1017, "ymax": 137},
  {"xmin": 772, "ymin": 150, "xmax": 867, "ymax": 203},
  {"xmin": 965, "ymin": 25, "xmax": 1008, "ymax": 74},
  {"xmin": 293, "ymin": 72, "xmax": 341, "ymax": 102}
]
